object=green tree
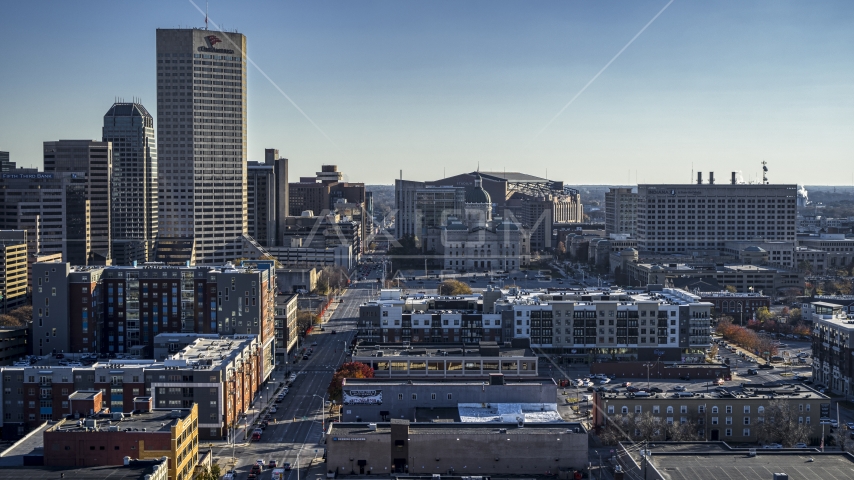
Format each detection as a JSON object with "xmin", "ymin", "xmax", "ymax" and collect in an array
[
  {"xmin": 197, "ymin": 464, "xmax": 222, "ymax": 480},
  {"xmin": 725, "ymin": 285, "xmax": 737, "ymax": 293},
  {"xmin": 756, "ymin": 307, "xmax": 774, "ymax": 324},
  {"xmin": 327, "ymin": 362, "xmax": 375, "ymax": 402},
  {"xmin": 438, "ymin": 279, "xmax": 473, "ymax": 295}
]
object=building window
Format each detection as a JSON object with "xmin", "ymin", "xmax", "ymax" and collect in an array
[
  {"xmin": 621, "ymin": 406, "xmax": 628, "ymax": 414},
  {"xmin": 412, "ymin": 394, "xmax": 417, "ymax": 400},
  {"xmin": 725, "ymin": 429, "xmax": 732, "ymax": 436},
  {"xmin": 653, "ymin": 406, "xmax": 660, "ymax": 414},
  {"xmin": 743, "ymin": 406, "xmax": 750, "ymax": 414},
  {"xmin": 743, "ymin": 428, "xmax": 750, "ymax": 437},
  {"xmin": 743, "ymin": 417, "xmax": 750, "ymax": 425},
  {"xmin": 726, "ymin": 417, "xmax": 732, "ymax": 425},
  {"xmin": 666, "ymin": 406, "xmax": 674, "ymax": 414},
  {"xmin": 711, "ymin": 417, "xmax": 718, "ymax": 425},
  {"xmin": 726, "ymin": 405, "xmax": 733, "ymax": 414},
  {"xmin": 680, "ymin": 406, "xmax": 688, "ymax": 414},
  {"xmin": 607, "ymin": 405, "xmax": 615, "ymax": 414}
]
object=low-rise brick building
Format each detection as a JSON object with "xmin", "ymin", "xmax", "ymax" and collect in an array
[{"xmin": 43, "ymin": 403, "xmax": 198, "ymax": 480}]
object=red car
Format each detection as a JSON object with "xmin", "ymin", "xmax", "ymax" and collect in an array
[{"xmin": 626, "ymin": 386, "xmax": 640, "ymax": 393}]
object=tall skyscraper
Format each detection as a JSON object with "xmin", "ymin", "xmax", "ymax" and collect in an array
[
  {"xmin": 43, "ymin": 140, "xmax": 113, "ymax": 265},
  {"xmin": 155, "ymin": 28, "xmax": 262, "ymax": 265},
  {"xmin": 103, "ymin": 102, "xmax": 158, "ymax": 265},
  {"xmin": 0, "ymin": 151, "xmax": 15, "ymax": 172}
]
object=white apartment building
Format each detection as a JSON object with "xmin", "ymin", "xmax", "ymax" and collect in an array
[{"xmin": 494, "ymin": 288, "xmax": 712, "ymax": 363}]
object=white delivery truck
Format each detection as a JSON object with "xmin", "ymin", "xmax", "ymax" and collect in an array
[{"xmin": 271, "ymin": 468, "xmax": 286, "ymax": 480}]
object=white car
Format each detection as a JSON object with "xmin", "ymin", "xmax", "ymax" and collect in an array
[
  {"xmin": 574, "ymin": 379, "xmax": 584, "ymax": 387},
  {"xmin": 582, "ymin": 380, "xmax": 594, "ymax": 387},
  {"xmin": 673, "ymin": 385, "xmax": 686, "ymax": 392},
  {"xmin": 847, "ymin": 422, "xmax": 854, "ymax": 430},
  {"xmin": 599, "ymin": 378, "xmax": 611, "ymax": 385},
  {"xmin": 763, "ymin": 443, "xmax": 783, "ymax": 449},
  {"xmin": 794, "ymin": 443, "xmax": 808, "ymax": 448}
]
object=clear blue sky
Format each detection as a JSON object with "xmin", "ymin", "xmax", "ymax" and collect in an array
[{"xmin": 1, "ymin": 1, "xmax": 852, "ymax": 185}]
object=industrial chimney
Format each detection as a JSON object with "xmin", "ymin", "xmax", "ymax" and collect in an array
[
  {"xmin": 697, "ymin": 172, "xmax": 703, "ymax": 185},
  {"xmin": 709, "ymin": 172, "xmax": 715, "ymax": 185},
  {"xmin": 731, "ymin": 172, "xmax": 737, "ymax": 185}
]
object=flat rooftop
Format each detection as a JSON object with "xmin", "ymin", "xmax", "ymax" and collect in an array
[
  {"xmin": 52, "ymin": 408, "xmax": 192, "ymax": 434},
  {"xmin": 599, "ymin": 383, "xmax": 827, "ymax": 401},
  {"xmin": 0, "ymin": 463, "xmax": 165, "ymax": 480},
  {"xmin": 651, "ymin": 452, "xmax": 854, "ymax": 480},
  {"xmin": 330, "ymin": 422, "xmax": 585, "ymax": 437},
  {"xmin": 352, "ymin": 344, "xmax": 535, "ymax": 359},
  {"xmin": 342, "ymin": 377, "xmax": 554, "ymax": 387},
  {"xmin": 150, "ymin": 334, "xmax": 256, "ymax": 371}
]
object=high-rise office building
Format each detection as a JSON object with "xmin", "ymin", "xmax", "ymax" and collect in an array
[
  {"xmin": 0, "ymin": 169, "xmax": 82, "ymax": 288},
  {"xmin": 103, "ymin": 102, "xmax": 158, "ymax": 265},
  {"xmin": 0, "ymin": 151, "xmax": 15, "ymax": 172},
  {"xmin": 605, "ymin": 187, "xmax": 637, "ymax": 237},
  {"xmin": 636, "ymin": 172, "xmax": 797, "ymax": 254},
  {"xmin": 43, "ymin": 140, "xmax": 113, "ymax": 265},
  {"xmin": 246, "ymin": 148, "xmax": 289, "ymax": 247},
  {"xmin": 155, "ymin": 28, "xmax": 263, "ymax": 265}
]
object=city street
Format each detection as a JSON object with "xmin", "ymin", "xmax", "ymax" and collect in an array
[{"xmin": 210, "ymin": 281, "xmax": 373, "ymax": 479}]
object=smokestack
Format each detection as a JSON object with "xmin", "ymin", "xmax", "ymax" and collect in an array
[
  {"xmin": 709, "ymin": 172, "xmax": 715, "ymax": 185},
  {"xmin": 697, "ymin": 172, "xmax": 703, "ymax": 185},
  {"xmin": 731, "ymin": 172, "xmax": 737, "ymax": 185}
]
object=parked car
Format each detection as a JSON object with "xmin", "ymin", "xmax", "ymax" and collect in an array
[
  {"xmin": 648, "ymin": 387, "xmax": 663, "ymax": 393},
  {"xmin": 794, "ymin": 442, "xmax": 808, "ymax": 448},
  {"xmin": 673, "ymin": 385, "xmax": 686, "ymax": 392},
  {"xmin": 746, "ymin": 369, "xmax": 758, "ymax": 375},
  {"xmin": 599, "ymin": 378, "xmax": 611, "ymax": 385},
  {"xmin": 763, "ymin": 443, "xmax": 783, "ymax": 449},
  {"xmin": 626, "ymin": 386, "xmax": 640, "ymax": 393}
]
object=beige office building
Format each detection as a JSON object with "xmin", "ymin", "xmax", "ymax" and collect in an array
[
  {"xmin": 154, "ymin": 29, "xmax": 265, "ymax": 265},
  {"xmin": 637, "ymin": 175, "xmax": 797, "ymax": 254}
]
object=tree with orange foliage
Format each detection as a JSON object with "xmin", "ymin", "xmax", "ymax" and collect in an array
[{"xmin": 327, "ymin": 362, "xmax": 374, "ymax": 402}]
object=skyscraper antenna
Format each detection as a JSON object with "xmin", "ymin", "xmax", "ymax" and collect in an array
[{"xmin": 205, "ymin": 2, "xmax": 209, "ymax": 30}]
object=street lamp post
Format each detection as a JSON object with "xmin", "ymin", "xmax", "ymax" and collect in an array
[{"xmin": 313, "ymin": 394, "xmax": 326, "ymax": 436}]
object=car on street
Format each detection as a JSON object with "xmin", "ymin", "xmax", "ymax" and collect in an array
[
  {"xmin": 283, "ymin": 463, "xmax": 292, "ymax": 471},
  {"xmin": 746, "ymin": 368, "xmax": 758, "ymax": 375},
  {"xmin": 312, "ymin": 342, "xmax": 318, "ymax": 346},
  {"xmin": 847, "ymin": 422, "xmax": 854, "ymax": 430},
  {"xmin": 794, "ymin": 442, "xmax": 808, "ymax": 448},
  {"xmin": 271, "ymin": 406, "xmax": 277, "ymax": 413},
  {"xmin": 269, "ymin": 460, "xmax": 278, "ymax": 468},
  {"xmin": 758, "ymin": 363, "xmax": 774, "ymax": 369},
  {"xmin": 303, "ymin": 355, "xmax": 309, "ymax": 360}
]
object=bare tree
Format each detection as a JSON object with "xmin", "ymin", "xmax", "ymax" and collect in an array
[{"xmin": 755, "ymin": 399, "xmax": 811, "ymax": 447}]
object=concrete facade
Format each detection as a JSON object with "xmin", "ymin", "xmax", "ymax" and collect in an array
[
  {"xmin": 326, "ymin": 420, "xmax": 588, "ymax": 476},
  {"xmin": 605, "ymin": 187, "xmax": 637, "ymax": 237},
  {"xmin": 636, "ymin": 180, "xmax": 797, "ymax": 254},
  {"xmin": 43, "ymin": 140, "xmax": 113, "ymax": 265},
  {"xmin": 154, "ymin": 28, "xmax": 258, "ymax": 265}
]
